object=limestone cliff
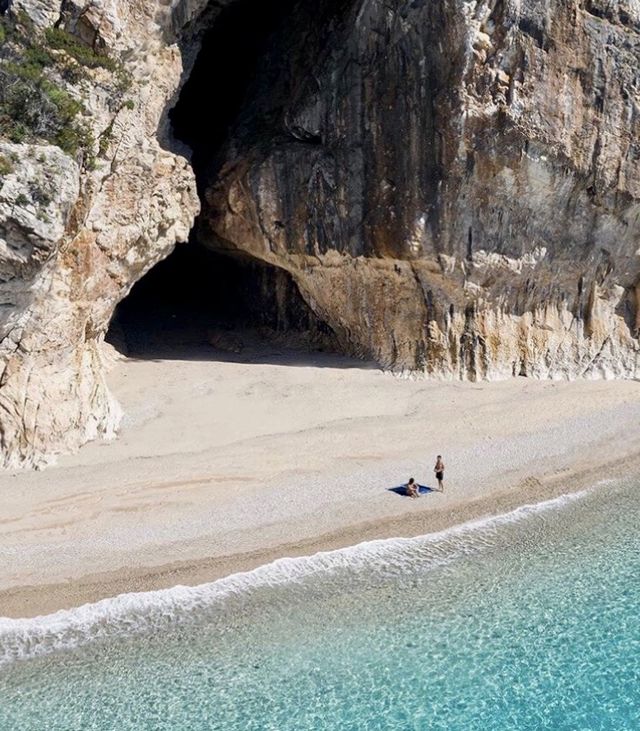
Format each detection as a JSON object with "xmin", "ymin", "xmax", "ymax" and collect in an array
[
  {"xmin": 0, "ymin": 0, "xmax": 639, "ymax": 468},
  {"xmin": 202, "ymin": 0, "xmax": 640, "ymax": 379},
  {"xmin": 0, "ymin": 0, "xmax": 199, "ymax": 468}
]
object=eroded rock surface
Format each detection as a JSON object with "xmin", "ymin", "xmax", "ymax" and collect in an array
[
  {"xmin": 0, "ymin": 0, "xmax": 200, "ymax": 468},
  {"xmin": 202, "ymin": 0, "xmax": 640, "ymax": 378},
  {"xmin": 0, "ymin": 0, "xmax": 640, "ymax": 468}
]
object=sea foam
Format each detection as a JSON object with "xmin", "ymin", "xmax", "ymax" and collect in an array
[{"xmin": 0, "ymin": 490, "xmax": 588, "ymax": 667}]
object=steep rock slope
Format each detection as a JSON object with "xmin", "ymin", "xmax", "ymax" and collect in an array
[
  {"xmin": 203, "ymin": 0, "xmax": 640, "ymax": 378},
  {"xmin": 0, "ymin": 0, "xmax": 639, "ymax": 468},
  {"xmin": 0, "ymin": 0, "xmax": 201, "ymax": 468}
]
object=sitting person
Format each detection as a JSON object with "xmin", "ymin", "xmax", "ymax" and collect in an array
[{"xmin": 406, "ymin": 478, "xmax": 419, "ymax": 499}]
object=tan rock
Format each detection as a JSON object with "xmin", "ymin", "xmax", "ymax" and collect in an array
[
  {"xmin": 1, "ymin": 0, "xmax": 640, "ymax": 469},
  {"xmin": 0, "ymin": 1, "xmax": 200, "ymax": 468}
]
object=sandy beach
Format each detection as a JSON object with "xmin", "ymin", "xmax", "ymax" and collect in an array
[{"xmin": 1, "ymin": 343, "xmax": 639, "ymax": 618}]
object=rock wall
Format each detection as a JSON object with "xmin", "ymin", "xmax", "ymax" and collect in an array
[
  {"xmin": 0, "ymin": 0, "xmax": 201, "ymax": 468},
  {"xmin": 0, "ymin": 0, "xmax": 639, "ymax": 468},
  {"xmin": 203, "ymin": 0, "xmax": 640, "ymax": 378}
]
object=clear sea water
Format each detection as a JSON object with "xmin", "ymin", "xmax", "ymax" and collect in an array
[{"xmin": 0, "ymin": 479, "xmax": 638, "ymax": 730}]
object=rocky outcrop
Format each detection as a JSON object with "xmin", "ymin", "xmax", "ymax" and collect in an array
[
  {"xmin": 202, "ymin": 0, "xmax": 640, "ymax": 378},
  {"xmin": 0, "ymin": 143, "xmax": 79, "ymax": 283},
  {"xmin": 0, "ymin": 1, "xmax": 199, "ymax": 468},
  {"xmin": 1, "ymin": 0, "xmax": 640, "ymax": 468}
]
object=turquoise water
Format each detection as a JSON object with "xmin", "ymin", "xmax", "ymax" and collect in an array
[{"xmin": 1, "ymin": 480, "xmax": 638, "ymax": 730}]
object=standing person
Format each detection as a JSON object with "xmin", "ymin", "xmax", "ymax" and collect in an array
[{"xmin": 434, "ymin": 455, "xmax": 445, "ymax": 492}]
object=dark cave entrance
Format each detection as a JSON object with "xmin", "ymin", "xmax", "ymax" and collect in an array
[
  {"xmin": 170, "ymin": 0, "xmax": 300, "ymax": 184},
  {"xmin": 108, "ymin": 242, "xmax": 336, "ymax": 358},
  {"xmin": 107, "ymin": 0, "xmax": 339, "ymax": 360}
]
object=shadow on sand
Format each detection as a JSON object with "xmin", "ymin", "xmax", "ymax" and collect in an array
[{"xmin": 108, "ymin": 337, "xmax": 376, "ymax": 370}]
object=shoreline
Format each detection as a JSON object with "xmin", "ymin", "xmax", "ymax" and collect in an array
[
  {"xmin": 0, "ymin": 476, "xmax": 615, "ymax": 669},
  {"xmin": 2, "ymin": 448, "xmax": 638, "ymax": 620},
  {"xmin": 1, "ymin": 350, "xmax": 639, "ymax": 619}
]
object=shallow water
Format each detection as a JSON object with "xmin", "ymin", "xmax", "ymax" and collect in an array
[{"xmin": 1, "ymin": 480, "xmax": 638, "ymax": 730}]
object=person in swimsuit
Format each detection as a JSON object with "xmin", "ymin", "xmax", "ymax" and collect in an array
[
  {"xmin": 406, "ymin": 477, "xmax": 419, "ymax": 499},
  {"xmin": 434, "ymin": 455, "xmax": 445, "ymax": 492}
]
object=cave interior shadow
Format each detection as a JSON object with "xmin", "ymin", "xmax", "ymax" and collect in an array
[
  {"xmin": 108, "ymin": 0, "xmax": 370, "ymax": 371},
  {"xmin": 106, "ymin": 240, "xmax": 370, "ymax": 370}
]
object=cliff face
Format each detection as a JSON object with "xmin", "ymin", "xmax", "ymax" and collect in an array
[
  {"xmin": 1, "ymin": 0, "xmax": 640, "ymax": 467},
  {"xmin": 203, "ymin": 0, "xmax": 640, "ymax": 379},
  {"xmin": 0, "ymin": 0, "xmax": 201, "ymax": 468}
]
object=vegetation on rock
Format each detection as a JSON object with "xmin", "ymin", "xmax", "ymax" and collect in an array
[
  {"xmin": 0, "ymin": 14, "xmax": 131, "ymax": 163},
  {"xmin": 0, "ymin": 152, "xmax": 13, "ymax": 176},
  {"xmin": 44, "ymin": 27, "xmax": 118, "ymax": 72}
]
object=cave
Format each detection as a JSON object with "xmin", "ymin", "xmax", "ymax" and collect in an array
[
  {"xmin": 108, "ymin": 241, "xmax": 337, "ymax": 358},
  {"xmin": 108, "ymin": 0, "xmax": 339, "ymax": 360}
]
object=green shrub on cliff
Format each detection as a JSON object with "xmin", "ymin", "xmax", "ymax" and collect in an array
[
  {"xmin": 24, "ymin": 43, "xmax": 54, "ymax": 69},
  {"xmin": 0, "ymin": 15, "xmax": 127, "ymax": 161},
  {"xmin": 44, "ymin": 27, "xmax": 118, "ymax": 72},
  {"xmin": 0, "ymin": 61, "xmax": 92, "ymax": 156},
  {"xmin": 0, "ymin": 153, "xmax": 13, "ymax": 176}
]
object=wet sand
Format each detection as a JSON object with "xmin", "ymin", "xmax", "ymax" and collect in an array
[{"xmin": 1, "ymin": 346, "xmax": 639, "ymax": 618}]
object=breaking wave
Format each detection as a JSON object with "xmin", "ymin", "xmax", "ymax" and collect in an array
[{"xmin": 0, "ymin": 489, "xmax": 588, "ymax": 667}]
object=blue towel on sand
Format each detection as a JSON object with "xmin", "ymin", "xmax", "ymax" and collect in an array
[{"xmin": 388, "ymin": 485, "xmax": 434, "ymax": 497}]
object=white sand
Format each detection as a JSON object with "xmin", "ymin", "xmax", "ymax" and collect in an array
[{"xmin": 1, "ymin": 345, "xmax": 639, "ymax": 617}]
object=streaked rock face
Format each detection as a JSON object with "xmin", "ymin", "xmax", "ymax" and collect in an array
[
  {"xmin": 202, "ymin": 0, "xmax": 640, "ymax": 378},
  {"xmin": 1, "ymin": 0, "xmax": 639, "ymax": 467},
  {"xmin": 0, "ymin": 143, "xmax": 79, "ymax": 283}
]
